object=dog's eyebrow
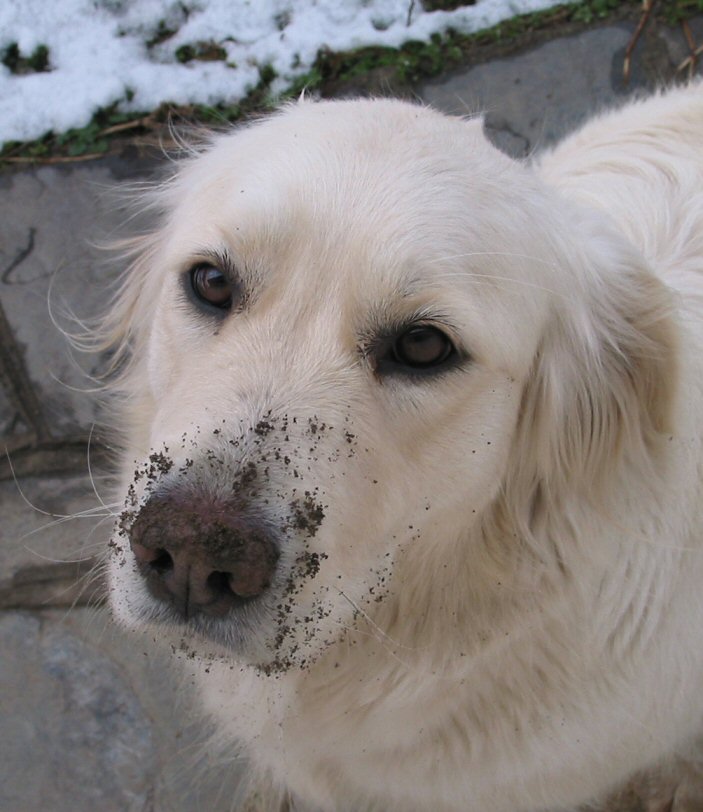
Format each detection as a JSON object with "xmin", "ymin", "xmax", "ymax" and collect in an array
[{"xmin": 394, "ymin": 276, "xmax": 430, "ymax": 298}]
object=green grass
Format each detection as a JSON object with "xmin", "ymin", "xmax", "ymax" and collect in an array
[
  {"xmin": 2, "ymin": 43, "xmax": 51, "ymax": 74},
  {"xmin": 0, "ymin": 0, "xmax": 698, "ymax": 166},
  {"xmin": 175, "ymin": 41, "xmax": 228, "ymax": 64},
  {"xmin": 1, "ymin": 106, "xmax": 137, "ymax": 160},
  {"xmin": 570, "ymin": 0, "xmax": 628, "ymax": 24},
  {"xmin": 663, "ymin": 0, "xmax": 703, "ymax": 23}
]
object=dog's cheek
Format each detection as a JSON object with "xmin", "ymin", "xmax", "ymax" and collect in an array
[
  {"xmin": 144, "ymin": 292, "xmax": 198, "ymax": 400},
  {"xmin": 380, "ymin": 375, "xmax": 523, "ymax": 523},
  {"xmin": 263, "ymin": 413, "xmax": 438, "ymax": 667},
  {"xmin": 146, "ymin": 319, "xmax": 176, "ymax": 397}
]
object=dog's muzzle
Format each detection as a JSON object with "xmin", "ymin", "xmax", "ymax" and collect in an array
[{"xmin": 125, "ymin": 494, "xmax": 280, "ymax": 619}]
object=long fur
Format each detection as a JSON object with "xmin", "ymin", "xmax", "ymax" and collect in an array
[{"xmin": 104, "ymin": 82, "xmax": 703, "ymax": 811}]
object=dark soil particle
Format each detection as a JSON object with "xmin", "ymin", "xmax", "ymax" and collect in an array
[
  {"xmin": 149, "ymin": 450, "xmax": 173, "ymax": 476},
  {"xmin": 289, "ymin": 493, "xmax": 325, "ymax": 536},
  {"xmin": 254, "ymin": 419, "xmax": 274, "ymax": 437}
]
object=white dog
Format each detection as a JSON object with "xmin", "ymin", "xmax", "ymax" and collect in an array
[{"xmin": 105, "ymin": 81, "xmax": 703, "ymax": 812}]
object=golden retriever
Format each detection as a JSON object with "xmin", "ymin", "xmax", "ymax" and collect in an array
[{"xmin": 105, "ymin": 81, "xmax": 703, "ymax": 811}]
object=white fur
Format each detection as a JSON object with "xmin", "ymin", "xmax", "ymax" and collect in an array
[{"xmin": 105, "ymin": 82, "xmax": 703, "ymax": 811}]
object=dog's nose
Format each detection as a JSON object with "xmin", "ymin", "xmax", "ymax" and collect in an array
[{"xmin": 126, "ymin": 495, "xmax": 279, "ymax": 619}]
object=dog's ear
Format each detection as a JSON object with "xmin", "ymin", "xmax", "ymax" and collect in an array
[
  {"xmin": 99, "ymin": 234, "xmax": 160, "ymax": 373},
  {"xmin": 95, "ymin": 231, "xmax": 163, "ymax": 455},
  {"xmin": 505, "ymin": 215, "xmax": 677, "ymax": 530}
]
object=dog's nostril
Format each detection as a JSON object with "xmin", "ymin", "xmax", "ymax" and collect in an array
[
  {"xmin": 131, "ymin": 540, "xmax": 174, "ymax": 573},
  {"xmin": 149, "ymin": 549, "xmax": 173, "ymax": 575},
  {"xmin": 206, "ymin": 570, "xmax": 232, "ymax": 595},
  {"xmin": 206, "ymin": 570, "xmax": 257, "ymax": 606}
]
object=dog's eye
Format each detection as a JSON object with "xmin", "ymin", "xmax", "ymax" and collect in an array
[
  {"xmin": 190, "ymin": 264, "xmax": 233, "ymax": 309},
  {"xmin": 391, "ymin": 326, "xmax": 455, "ymax": 369}
]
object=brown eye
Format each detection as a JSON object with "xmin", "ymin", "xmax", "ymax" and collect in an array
[
  {"xmin": 392, "ymin": 326, "xmax": 454, "ymax": 369},
  {"xmin": 190, "ymin": 264, "xmax": 233, "ymax": 309}
]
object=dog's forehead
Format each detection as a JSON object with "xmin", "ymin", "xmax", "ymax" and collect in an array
[
  {"xmin": 167, "ymin": 101, "xmax": 539, "ymax": 272},
  {"xmin": 169, "ymin": 100, "xmax": 513, "ymax": 249}
]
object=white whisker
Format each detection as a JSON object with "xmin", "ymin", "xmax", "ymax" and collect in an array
[
  {"xmin": 47, "ymin": 267, "xmax": 95, "ymax": 352},
  {"xmin": 57, "ymin": 559, "xmax": 109, "ymax": 622},
  {"xmin": 87, "ymin": 422, "xmax": 117, "ymax": 515},
  {"xmin": 17, "ymin": 503, "xmax": 120, "ymax": 538},
  {"xmin": 18, "ymin": 546, "xmax": 99, "ymax": 565},
  {"xmin": 430, "ymin": 269, "xmax": 571, "ymax": 301},
  {"xmin": 5, "ymin": 450, "xmax": 71, "ymax": 519},
  {"xmin": 427, "ymin": 249, "xmax": 559, "ymax": 270},
  {"xmin": 330, "ymin": 617, "xmax": 414, "ymax": 671},
  {"xmin": 46, "ymin": 372, "xmax": 106, "ymax": 394},
  {"xmin": 335, "ymin": 587, "xmax": 416, "ymax": 652}
]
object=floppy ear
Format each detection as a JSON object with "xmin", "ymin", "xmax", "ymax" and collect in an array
[{"xmin": 503, "ymin": 216, "xmax": 677, "ymax": 541}]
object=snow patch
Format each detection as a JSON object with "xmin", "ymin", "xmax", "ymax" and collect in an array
[{"xmin": 0, "ymin": 0, "xmax": 577, "ymax": 145}]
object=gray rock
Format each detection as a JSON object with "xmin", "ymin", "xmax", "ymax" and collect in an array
[
  {"xmin": 419, "ymin": 26, "xmax": 668, "ymax": 158},
  {"xmin": 0, "ymin": 165, "xmax": 136, "ymax": 438},
  {"xmin": 659, "ymin": 16, "xmax": 703, "ymax": 72},
  {"xmin": 0, "ymin": 608, "xmax": 246, "ymax": 812},
  {"xmin": 0, "ymin": 381, "xmax": 23, "ymax": 437},
  {"xmin": 0, "ymin": 611, "xmax": 155, "ymax": 812}
]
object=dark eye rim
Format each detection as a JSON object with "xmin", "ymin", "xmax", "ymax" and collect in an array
[
  {"xmin": 372, "ymin": 322, "xmax": 463, "ymax": 379},
  {"xmin": 184, "ymin": 262, "xmax": 236, "ymax": 314}
]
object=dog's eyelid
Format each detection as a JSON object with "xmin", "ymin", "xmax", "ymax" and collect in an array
[
  {"xmin": 181, "ymin": 249, "xmax": 248, "ymax": 315},
  {"xmin": 372, "ymin": 312, "xmax": 462, "ymax": 346},
  {"xmin": 180, "ymin": 248, "xmax": 240, "ymax": 283}
]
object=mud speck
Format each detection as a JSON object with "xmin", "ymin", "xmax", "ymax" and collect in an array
[{"xmin": 289, "ymin": 492, "xmax": 325, "ymax": 536}]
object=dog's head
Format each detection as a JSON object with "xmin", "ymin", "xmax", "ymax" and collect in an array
[{"xmin": 105, "ymin": 99, "xmax": 676, "ymax": 674}]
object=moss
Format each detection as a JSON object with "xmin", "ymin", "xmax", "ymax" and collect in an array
[
  {"xmin": 259, "ymin": 63, "xmax": 277, "ymax": 84},
  {"xmin": 146, "ymin": 20, "xmax": 178, "ymax": 48},
  {"xmin": 423, "ymin": 0, "xmax": 477, "ymax": 9},
  {"xmin": 571, "ymin": 0, "xmax": 626, "ymax": 23},
  {"xmin": 56, "ymin": 122, "xmax": 109, "ymax": 157},
  {"xmin": 1, "ymin": 104, "xmax": 146, "ymax": 163},
  {"xmin": 2, "ymin": 43, "xmax": 50, "ymax": 74},
  {"xmin": 175, "ymin": 41, "xmax": 228, "ymax": 63},
  {"xmin": 664, "ymin": 0, "xmax": 703, "ymax": 23}
]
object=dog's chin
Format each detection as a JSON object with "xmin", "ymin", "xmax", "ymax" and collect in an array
[
  {"xmin": 110, "ymin": 588, "xmax": 268, "ymax": 659},
  {"xmin": 113, "ymin": 591, "xmax": 334, "ymax": 675}
]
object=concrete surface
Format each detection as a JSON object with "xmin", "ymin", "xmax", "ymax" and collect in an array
[{"xmin": 1, "ymin": 12, "xmax": 701, "ymax": 812}]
